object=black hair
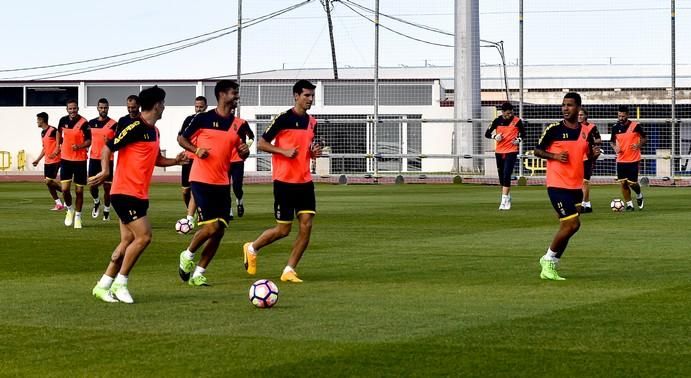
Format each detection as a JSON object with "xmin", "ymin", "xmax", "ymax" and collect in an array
[
  {"xmin": 563, "ymin": 92, "xmax": 582, "ymax": 106},
  {"xmin": 195, "ymin": 96, "xmax": 207, "ymax": 103},
  {"xmin": 214, "ymin": 80, "xmax": 239, "ymax": 100},
  {"xmin": 293, "ymin": 79, "xmax": 316, "ymax": 95},
  {"xmin": 36, "ymin": 112, "xmax": 49, "ymax": 123},
  {"xmin": 580, "ymin": 108, "xmax": 588, "ymax": 116},
  {"xmin": 618, "ymin": 105, "xmax": 629, "ymax": 113},
  {"xmin": 97, "ymin": 98, "xmax": 109, "ymax": 105},
  {"xmin": 126, "ymin": 95, "xmax": 140, "ymax": 104},
  {"xmin": 139, "ymin": 86, "xmax": 166, "ymax": 111},
  {"xmin": 66, "ymin": 99, "xmax": 78, "ymax": 106},
  {"xmin": 500, "ymin": 102, "xmax": 513, "ymax": 111}
]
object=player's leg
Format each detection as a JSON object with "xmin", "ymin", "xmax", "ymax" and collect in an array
[
  {"xmin": 243, "ymin": 181, "xmax": 294, "ymax": 275},
  {"xmin": 629, "ymin": 163, "xmax": 644, "ymax": 209},
  {"xmin": 106, "ymin": 196, "xmax": 151, "ymax": 303},
  {"xmin": 232, "ymin": 162, "xmax": 245, "ymax": 217},
  {"xmin": 45, "ymin": 163, "xmax": 64, "ymax": 210},
  {"xmin": 501, "ymin": 153, "xmax": 517, "ymax": 210},
  {"xmin": 88, "ymin": 159, "xmax": 101, "ymax": 218},
  {"xmin": 180, "ymin": 183, "xmax": 230, "ymax": 285},
  {"xmin": 60, "ymin": 161, "xmax": 75, "ymax": 226},
  {"xmin": 495, "ymin": 153, "xmax": 507, "ymax": 209},
  {"xmin": 281, "ymin": 182, "xmax": 316, "ymax": 283},
  {"xmin": 540, "ymin": 188, "xmax": 582, "ymax": 280},
  {"xmin": 73, "ymin": 161, "xmax": 87, "ymax": 228},
  {"xmin": 102, "ymin": 160, "xmax": 114, "ymax": 221},
  {"xmin": 181, "ymin": 161, "xmax": 192, "ymax": 208},
  {"xmin": 581, "ymin": 159, "xmax": 593, "ymax": 212},
  {"xmin": 92, "ymin": 220, "xmax": 134, "ymax": 303}
]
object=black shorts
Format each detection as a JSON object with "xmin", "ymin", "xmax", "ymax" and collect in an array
[
  {"xmin": 88, "ymin": 159, "xmax": 114, "ymax": 183},
  {"xmin": 617, "ymin": 162, "xmax": 639, "ymax": 183},
  {"xmin": 273, "ymin": 181, "xmax": 316, "ymax": 223},
  {"xmin": 44, "ymin": 163, "xmax": 60, "ymax": 180},
  {"xmin": 547, "ymin": 187, "xmax": 583, "ymax": 221},
  {"xmin": 111, "ymin": 194, "xmax": 149, "ymax": 224},
  {"xmin": 60, "ymin": 160, "xmax": 87, "ymax": 186},
  {"xmin": 181, "ymin": 160, "xmax": 193, "ymax": 188},
  {"xmin": 191, "ymin": 182, "xmax": 230, "ymax": 226},
  {"xmin": 495, "ymin": 152, "xmax": 518, "ymax": 187},
  {"xmin": 583, "ymin": 159, "xmax": 595, "ymax": 181}
]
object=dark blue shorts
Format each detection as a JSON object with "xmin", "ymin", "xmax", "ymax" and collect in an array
[
  {"xmin": 191, "ymin": 181, "xmax": 230, "ymax": 226},
  {"xmin": 583, "ymin": 159, "xmax": 594, "ymax": 181},
  {"xmin": 111, "ymin": 194, "xmax": 148, "ymax": 224},
  {"xmin": 181, "ymin": 160, "xmax": 193, "ymax": 188},
  {"xmin": 547, "ymin": 187, "xmax": 583, "ymax": 220},
  {"xmin": 60, "ymin": 160, "xmax": 87, "ymax": 186},
  {"xmin": 273, "ymin": 181, "xmax": 316, "ymax": 223},
  {"xmin": 617, "ymin": 162, "xmax": 639, "ymax": 183}
]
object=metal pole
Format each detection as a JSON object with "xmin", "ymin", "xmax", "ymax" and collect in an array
[
  {"xmin": 671, "ymin": 0, "xmax": 676, "ymax": 177},
  {"xmin": 373, "ymin": 0, "xmax": 379, "ymax": 177},
  {"xmin": 518, "ymin": 0, "xmax": 525, "ymax": 178},
  {"xmin": 237, "ymin": 0, "xmax": 242, "ymax": 117},
  {"xmin": 499, "ymin": 41, "xmax": 510, "ymax": 101},
  {"xmin": 324, "ymin": 0, "xmax": 339, "ymax": 79}
]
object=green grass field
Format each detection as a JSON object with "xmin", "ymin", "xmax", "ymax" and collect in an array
[{"xmin": 0, "ymin": 182, "xmax": 689, "ymax": 377}]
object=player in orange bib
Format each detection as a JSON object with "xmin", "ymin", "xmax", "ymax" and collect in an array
[
  {"xmin": 534, "ymin": 92, "xmax": 600, "ymax": 281},
  {"xmin": 176, "ymin": 81, "xmax": 249, "ymax": 286},
  {"xmin": 610, "ymin": 105, "xmax": 646, "ymax": 211},
  {"xmin": 578, "ymin": 108, "xmax": 601, "ymax": 213},
  {"xmin": 32, "ymin": 112, "xmax": 64, "ymax": 210},
  {"xmin": 55, "ymin": 99, "xmax": 92, "ymax": 229},
  {"xmin": 484, "ymin": 102, "xmax": 526, "ymax": 210},
  {"xmin": 177, "ymin": 96, "xmax": 208, "ymax": 227},
  {"xmin": 89, "ymin": 86, "xmax": 188, "ymax": 303},
  {"xmin": 242, "ymin": 80, "xmax": 322, "ymax": 283},
  {"xmin": 88, "ymin": 98, "xmax": 118, "ymax": 221}
]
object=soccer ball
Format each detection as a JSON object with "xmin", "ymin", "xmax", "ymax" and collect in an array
[
  {"xmin": 249, "ymin": 279, "xmax": 279, "ymax": 308},
  {"xmin": 610, "ymin": 199, "xmax": 625, "ymax": 212},
  {"xmin": 175, "ymin": 218, "xmax": 193, "ymax": 234}
]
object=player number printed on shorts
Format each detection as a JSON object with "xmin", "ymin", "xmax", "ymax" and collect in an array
[{"xmin": 129, "ymin": 209, "xmax": 138, "ymax": 220}]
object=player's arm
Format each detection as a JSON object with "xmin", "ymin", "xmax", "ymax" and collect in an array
[
  {"xmin": 156, "ymin": 149, "xmax": 188, "ymax": 167},
  {"xmin": 240, "ymin": 122, "xmax": 255, "ymax": 147},
  {"xmin": 235, "ymin": 138, "xmax": 250, "ymax": 160},
  {"xmin": 73, "ymin": 125, "xmax": 91, "ymax": 151},
  {"xmin": 589, "ymin": 126, "xmax": 603, "ymax": 160},
  {"xmin": 54, "ymin": 125, "xmax": 63, "ymax": 156},
  {"xmin": 484, "ymin": 118, "xmax": 499, "ymax": 139},
  {"xmin": 179, "ymin": 116, "xmax": 209, "ymax": 158},
  {"xmin": 633, "ymin": 125, "xmax": 647, "ymax": 150},
  {"xmin": 32, "ymin": 148, "xmax": 45, "ymax": 166},
  {"xmin": 87, "ymin": 144, "xmax": 113, "ymax": 186},
  {"xmin": 610, "ymin": 125, "xmax": 621, "ymax": 153},
  {"xmin": 259, "ymin": 114, "xmax": 298, "ymax": 158},
  {"xmin": 533, "ymin": 124, "xmax": 567, "ymax": 162}
]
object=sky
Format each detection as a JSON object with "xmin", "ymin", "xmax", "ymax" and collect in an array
[{"xmin": 1, "ymin": 0, "xmax": 691, "ymax": 81}]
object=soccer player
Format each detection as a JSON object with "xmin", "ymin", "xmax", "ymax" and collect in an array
[
  {"xmin": 228, "ymin": 118, "xmax": 254, "ymax": 218},
  {"xmin": 89, "ymin": 86, "xmax": 187, "ymax": 303},
  {"xmin": 88, "ymin": 98, "xmax": 118, "ymax": 221},
  {"xmin": 32, "ymin": 112, "xmax": 64, "ymax": 210},
  {"xmin": 610, "ymin": 105, "xmax": 646, "ymax": 211},
  {"xmin": 177, "ymin": 96, "xmax": 208, "ymax": 225},
  {"xmin": 55, "ymin": 99, "xmax": 91, "ymax": 229},
  {"xmin": 242, "ymin": 80, "xmax": 322, "ymax": 283},
  {"xmin": 578, "ymin": 108, "xmax": 601, "ymax": 213},
  {"xmin": 484, "ymin": 102, "xmax": 526, "ymax": 210},
  {"xmin": 177, "ymin": 80, "xmax": 249, "ymax": 286},
  {"xmin": 533, "ymin": 92, "xmax": 600, "ymax": 281},
  {"xmin": 119, "ymin": 94, "xmax": 141, "ymax": 125}
]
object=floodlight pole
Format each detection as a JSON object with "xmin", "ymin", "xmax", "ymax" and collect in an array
[
  {"xmin": 237, "ymin": 0, "xmax": 242, "ymax": 117},
  {"xmin": 324, "ymin": 0, "xmax": 339, "ymax": 79},
  {"xmin": 518, "ymin": 0, "xmax": 525, "ymax": 178},
  {"xmin": 671, "ymin": 0, "xmax": 676, "ymax": 177},
  {"xmin": 373, "ymin": 0, "xmax": 380, "ymax": 178}
]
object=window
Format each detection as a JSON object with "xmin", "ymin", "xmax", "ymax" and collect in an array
[
  {"xmin": 86, "ymin": 86, "xmax": 140, "ymax": 106},
  {"xmin": 260, "ymin": 85, "xmax": 293, "ymax": 106},
  {"xmin": 0, "ymin": 87, "xmax": 23, "ymax": 106},
  {"xmin": 203, "ymin": 84, "xmax": 259, "ymax": 107},
  {"xmin": 323, "ymin": 83, "xmax": 433, "ymax": 106},
  {"xmin": 26, "ymin": 87, "xmax": 78, "ymax": 106},
  {"xmin": 155, "ymin": 86, "xmax": 196, "ymax": 106}
]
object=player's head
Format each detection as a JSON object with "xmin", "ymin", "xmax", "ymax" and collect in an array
[
  {"xmin": 214, "ymin": 80, "xmax": 239, "ymax": 109},
  {"xmin": 578, "ymin": 108, "xmax": 588, "ymax": 123},
  {"xmin": 617, "ymin": 105, "xmax": 629, "ymax": 123},
  {"xmin": 194, "ymin": 96, "xmax": 208, "ymax": 114},
  {"xmin": 293, "ymin": 80, "xmax": 315, "ymax": 110},
  {"xmin": 139, "ymin": 86, "xmax": 166, "ymax": 121},
  {"xmin": 65, "ymin": 99, "xmax": 79, "ymax": 118},
  {"xmin": 126, "ymin": 95, "xmax": 140, "ymax": 118},
  {"xmin": 562, "ymin": 92, "xmax": 581, "ymax": 121},
  {"xmin": 36, "ymin": 112, "xmax": 49, "ymax": 127},
  {"xmin": 500, "ymin": 102, "xmax": 513, "ymax": 118},
  {"xmin": 97, "ymin": 98, "xmax": 109, "ymax": 118}
]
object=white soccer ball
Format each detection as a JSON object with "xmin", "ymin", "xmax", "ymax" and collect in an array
[
  {"xmin": 249, "ymin": 279, "xmax": 279, "ymax": 308},
  {"xmin": 175, "ymin": 218, "xmax": 193, "ymax": 234},
  {"xmin": 610, "ymin": 199, "xmax": 625, "ymax": 212}
]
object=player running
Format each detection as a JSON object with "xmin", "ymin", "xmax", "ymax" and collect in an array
[
  {"xmin": 611, "ymin": 105, "xmax": 646, "ymax": 211},
  {"xmin": 177, "ymin": 96, "xmax": 208, "ymax": 226},
  {"xmin": 578, "ymin": 108, "xmax": 601, "ymax": 213},
  {"xmin": 32, "ymin": 112, "xmax": 64, "ymax": 210},
  {"xmin": 87, "ymin": 98, "xmax": 118, "ymax": 221}
]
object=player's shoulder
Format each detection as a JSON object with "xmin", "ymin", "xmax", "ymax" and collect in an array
[
  {"xmin": 88, "ymin": 117, "xmax": 100, "ymax": 126},
  {"xmin": 545, "ymin": 121, "xmax": 563, "ymax": 132}
]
